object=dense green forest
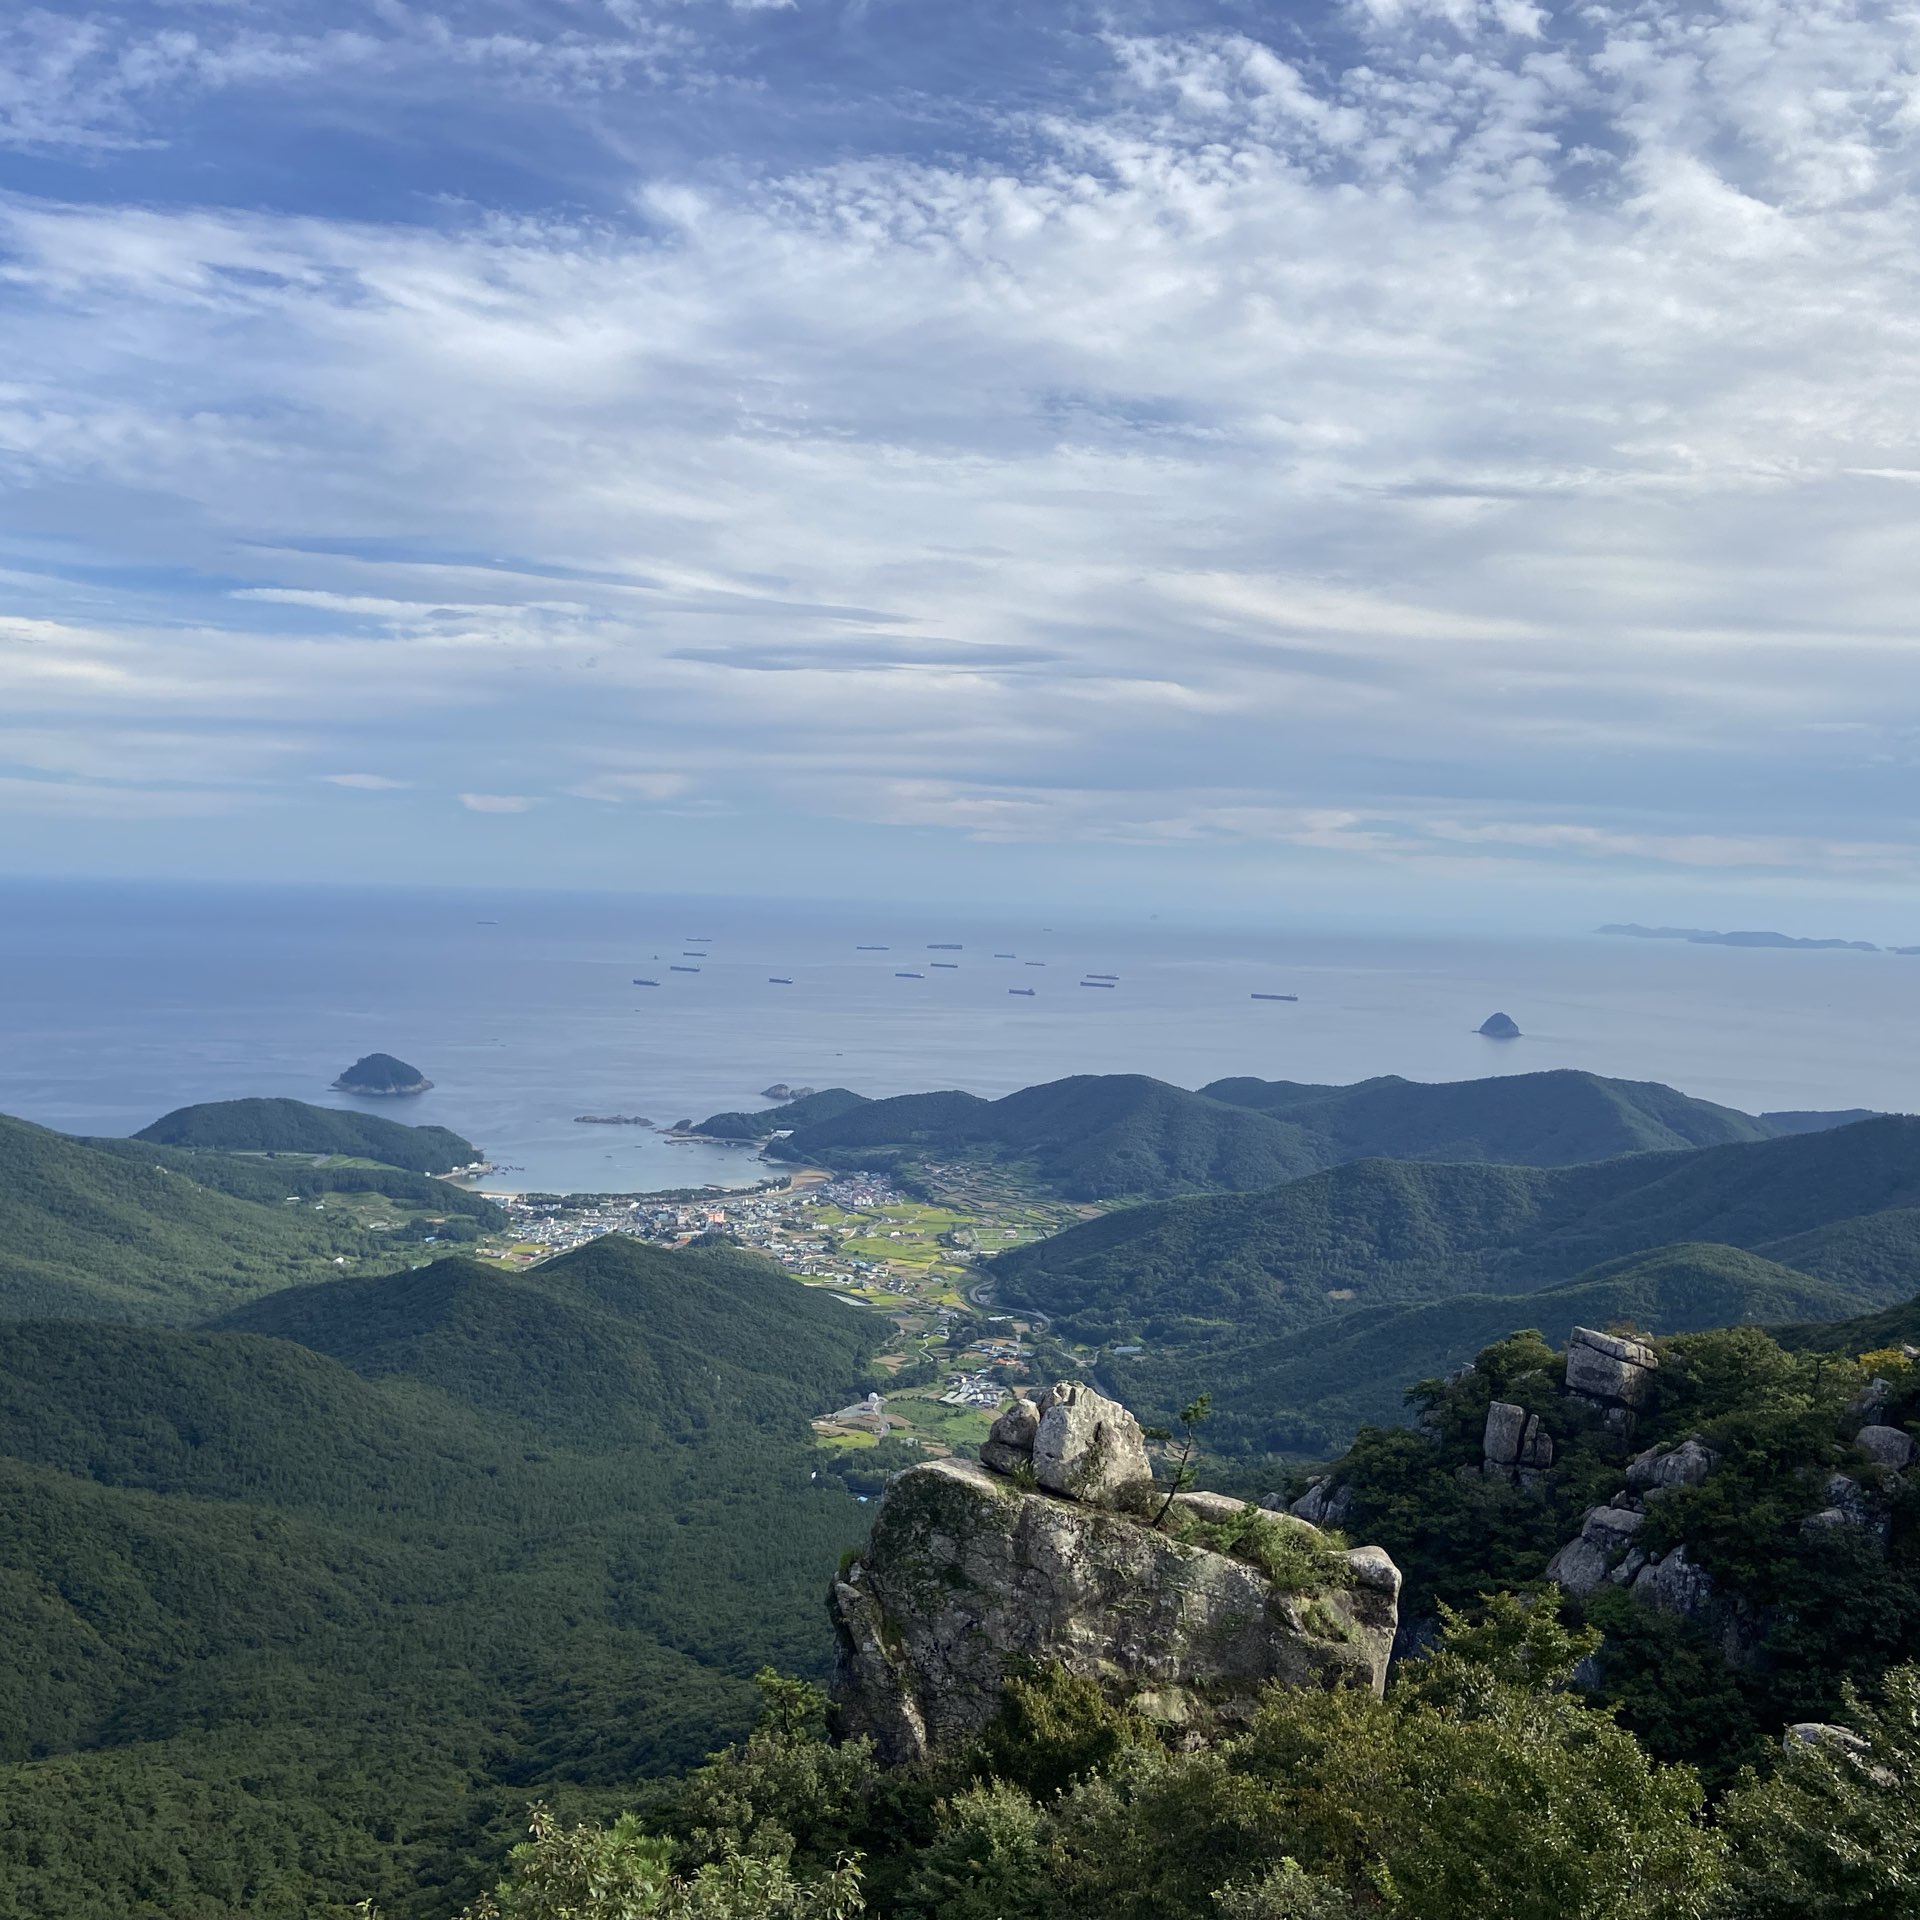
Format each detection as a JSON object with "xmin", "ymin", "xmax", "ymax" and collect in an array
[
  {"xmin": 366, "ymin": 1302, "xmax": 1920, "ymax": 1919},
  {"xmin": 135, "ymin": 1097, "xmax": 481, "ymax": 1174},
  {"xmin": 0, "ymin": 1238, "xmax": 881, "ymax": 1918},
  {"xmin": 746, "ymin": 1069, "xmax": 1866, "ymax": 1203},
  {"xmin": 995, "ymin": 1116, "xmax": 1920, "ymax": 1450},
  {"xmin": 0, "ymin": 1113, "xmax": 504, "ymax": 1321}
]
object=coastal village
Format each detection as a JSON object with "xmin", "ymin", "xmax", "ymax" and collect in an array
[{"xmin": 479, "ymin": 1167, "xmax": 1070, "ymax": 1459}]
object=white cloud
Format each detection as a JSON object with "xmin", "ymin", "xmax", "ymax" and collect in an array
[{"xmin": 3, "ymin": 0, "xmax": 1920, "ymax": 896}]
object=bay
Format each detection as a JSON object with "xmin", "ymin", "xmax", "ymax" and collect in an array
[{"xmin": 0, "ymin": 877, "xmax": 1911, "ymax": 1194}]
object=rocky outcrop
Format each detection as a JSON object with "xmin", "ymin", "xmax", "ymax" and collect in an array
[
  {"xmin": 1477, "ymin": 1012, "xmax": 1521, "ymax": 1039},
  {"xmin": 1627, "ymin": 1435, "xmax": 1719, "ymax": 1494},
  {"xmin": 830, "ymin": 1386, "xmax": 1402, "ymax": 1764},
  {"xmin": 1565, "ymin": 1326, "xmax": 1658, "ymax": 1420},
  {"xmin": 1482, "ymin": 1401, "xmax": 1553, "ymax": 1482},
  {"xmin": 1546, "ymin": 1501, "xmax": 1647, "ymax": 1596},
  {"xmin": 1854, "ymin": 1423, "xmax": 1915, "ymax": 1471},
  {"xmin": 1630, "ymin": 1544, "xmax": 1717, "ymax": 1620},
  {"xmin": 1288, "ymin": 1476, "xmax": 1354, "ymax": 1527},
  {"xmin": 978, "ymin": 1382, "xmax": 1152, "ymax": 1501},
  {"xmin": 1805, "ymin": 1471, "xmax": 1890, "ymax": 1538}
]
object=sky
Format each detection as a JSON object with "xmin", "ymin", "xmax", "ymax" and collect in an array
[{"xmin": 2, "ymin": 0, "xmax": 1919, "ymax": 929}]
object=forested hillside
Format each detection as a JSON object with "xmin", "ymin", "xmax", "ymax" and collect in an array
[
  {"xmin": 135, "ymin": 1097, "xmax": 481, "ymax": 1174},
  {"xmin": 995, "ymin": 1117, "xmax": 1920, "ymax": 1451},
  {"xmin": 0, "ymin": 1237, "xmax": 881, "ymax": 1920},
  {"xmin": 0, "ymin": 1115, "xmax": 479, "ymax": 1322},
  {"xmin": 743, "ymin": 1068, "xmax": 1870, "ymax": 1202}
]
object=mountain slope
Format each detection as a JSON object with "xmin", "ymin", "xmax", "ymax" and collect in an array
[
  {"xmin": 1199, "ymin": 1068, "xmax": 1775, "ymax": 1163},
  {"xmin": 0, "ymin": 1238, "xmax": 883, "ymax": 1918},
  {"xmin": 0, "ymin": 1114, "xmax": 423, "ymax": 1322},
  {"xmin": 995, "ymin": 1117, "xmax": 1920, "ymax": 1451},
  {"xmin": 1120, "ymin": 1243, "xmax": 1869, "ymax": 1451},
  {"xmin": 134, "ymin": 1097, "xmax": 480, "ymax": 1174}
]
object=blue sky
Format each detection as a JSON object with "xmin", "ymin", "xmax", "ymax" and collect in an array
[{"xmin": 3, "ymin": 0, "xmax": 1919, "ymax": 928}]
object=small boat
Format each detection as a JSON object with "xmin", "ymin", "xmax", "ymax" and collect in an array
[
  {"xmin": 769, "ymin": 976, "xmax": 793, "ymax": 984},
  {"xmin": 931, "ymin": 962, "xmax": 959, "ymax": 969},
  {"xmin": 633, "ymin": 978, "xmax": 659, "ymax": 986},
  {"xmin": 671, "ymin": 964, "xmax": 700, "ymax": 973},
  {"xmin": 1079, "ymin": 980, "xmax": 1115, "ymax": 989},
  {"xmin": 1086, "ymin": 972, "xmax": 1119, "ymax": 981},
  {"xmin": 1250, "ymin": 992, "xmax": 1299, "ymax": 1002},
  {"xmin": 895, "ymin": 970, "xmax": 925, "ymax": 979},
  {"xmin": 856, "ymin": 945, "xmax": 889, "ymax": 951},
  {"xmin": 1025, "ymin": 960, "xmax": 1046, "ymax": 967},
  {"xmin": 682, "ymin": 950, "xmax": 707, "ymax": 957},
  {"xmin": 1009, "ymin": 987, "xmax": 1036, "ymax": 996},
  {"xmin": 928, "ymin": 943, "xmax": 962, "ymax": 950}
]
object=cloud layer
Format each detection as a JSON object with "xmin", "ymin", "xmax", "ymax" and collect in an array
[{"xmin": 3, "ymin": 0, "xmax": 1918, "ymax": 912}]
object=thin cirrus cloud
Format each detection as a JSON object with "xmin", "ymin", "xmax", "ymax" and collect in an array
[{"xmin": 0, "ymin": 0, "xmax": 1918, "ymax": 912}]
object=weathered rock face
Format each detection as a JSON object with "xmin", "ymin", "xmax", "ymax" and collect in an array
[
  {"xmin": 830, "ymin": 1457, "xmax": 1401, "ymax": 1764},
  {"xmin": 1289, "ymin": 1476, "xmax": 1354, "ymax": 1527},
  {"xmin": 1482, "ymin": 1401, "xmax": 1553, "ymax": 1481},
  {"xmin": 1855, "ymin": 1423, "xmax": 1915, "ymax": 1471},
  {"xmin": 1546, "ymin": 1501, "xmax": 1647, "ymax": 1597},
  {"xmin": 979, "ymin": 1382, "xmax": 1152, "ymax": 1503},
  {"xmin": 1565, "ymin": 1326, "xmax": 1658, "ymax": 1408},
  {"xmin": 1627, "ymin": 1436, "xmax": 1719, "ymax": 1493},
  {"xmin": 1032, "ymin": 1382, "xmax": 1152, "ymax": 1501}
]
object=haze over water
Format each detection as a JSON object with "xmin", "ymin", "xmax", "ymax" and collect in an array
[{"xmin": 1, "ymin": 878, "xmax": 1912, "ymax": 1194}]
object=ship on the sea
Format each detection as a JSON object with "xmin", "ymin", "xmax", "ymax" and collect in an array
[
  {"xmin": 671, "ymin": 964, "xmax": 700, "ymax": 973},
  {"xmin": 769, "ymin": 976, "xmax": 793, "ymax": 984},
  {"xmin": 1009, "ymin": 987, "xmax": 1036, "ymax": 996},
  {"xmin": 895, "ymin": 970, "xmax": 925, "ymax": 979},
  {"xmin": 994, "ymin": 952, "xmax": 1016, "ymax": 958},
  {"xmin": 928, "ymin": 943, "xmax": 962, "ymax": 950},
  {"xmin": 931, "ymin": 962, "xmax": 959, "ymax": 969},
  {"xmin": 1250, "ymin": 992, "xmax": 1298, "ymax": 1002},
  {"xmin": 633, "ymin": 977, "xmax": 659, "ymax": 986},
  {"xmin": 1086, "ymin": 972, "xmax": 1120, "ymax": 980},
  {"xmin": 682, "ymin": 950, "xmax": 707, "ymax": 957},
  {"xmin": 857, "ymin": 944, "xmax": 889, "ymax": 951},
  {"xmin": 1079, "ymin": 980, "xmax": 1115, "ymax": 989}
]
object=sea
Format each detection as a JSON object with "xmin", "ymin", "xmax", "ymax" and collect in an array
[{"xmin": 0, "ymin": 876, "xmax": 1913, "ymax": 1195}]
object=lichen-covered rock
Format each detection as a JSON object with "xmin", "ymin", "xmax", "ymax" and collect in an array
[
  {"xmin": 1565, "ymin": 1327, "xmax": 1658, "ymax": 1407},
  {"xmin": 1627, "ymin": 1436, "xmax": 1719, "ymax": 1493},
  {"xmin": 1030, "ymin": 1381, "xmax": 1152, "ymax": 1503},
  {"xmin": 830, "ymin": 1458, "xmax": 1400, "ymax": 1764},
  {"xmin": 1546, "ymin": 1502, "xmax": 1646, "ymax": 1597},
  {"xmin": 1855, "ymin": 1423, "xmax": 1915, "ymax": 1471}
]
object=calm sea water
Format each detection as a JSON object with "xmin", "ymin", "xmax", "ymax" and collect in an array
[{"xmin": 0, "ymin": 878, "xmax": 1912, "ymax": 1193}]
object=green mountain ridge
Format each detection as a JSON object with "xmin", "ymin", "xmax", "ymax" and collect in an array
[
  {"xmin": 736, "ymin": 1068, "xmax": 1874, "ymax": 1202},
  {"xmin": 995, "ymin": 1116, "xmax": 1920, "ymax": 1452},
  {"xmin": 135, "ymin": 1097, "xmax": 481, "ymax": 1175}
]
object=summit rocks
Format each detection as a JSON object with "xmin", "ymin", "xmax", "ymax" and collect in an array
[{"xmin": 829, "ymin": 1384, "xmax": 1401, "ymax": 1764}]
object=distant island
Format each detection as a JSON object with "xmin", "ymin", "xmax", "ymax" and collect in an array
[
  {"xmin": 1598, "ymin": 924, "xmax": 1880, "ymax": 952},
  {"xmin": 331, "ymin": 1052, "xmax": 434, "ymax": 1096},
  {"xmin": 761, "ymin": 1083, "xmax": 819, "ymax": 1101},
  {"xmin": 1477, "ymin": 1011, "xmax": 1521, "ymax": 1039}
]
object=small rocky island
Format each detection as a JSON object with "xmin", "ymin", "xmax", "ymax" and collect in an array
[
  {"xmin": 830, "ymin": 1382, "xmax": 1400, "ymax": 1763},
  {"xmin": 761, "ymin": 1083, "xmax": 818, "ymax": 1101},
  {"xmin": 1477, "ymin": 1011, "xmax": 1521, "ymax": 1039},
  {"xmin": 331, "ymin": 1052, "xmax": 434, "ymax": 1096}
]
